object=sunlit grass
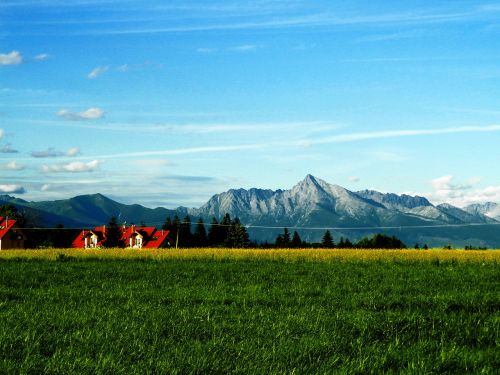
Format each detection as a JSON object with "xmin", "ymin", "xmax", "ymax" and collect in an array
[{"xmin": 1, "ymin": 247, "xmax": 499, "ymax": 262}]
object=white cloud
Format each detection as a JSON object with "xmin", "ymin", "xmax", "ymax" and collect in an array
[
  {"xmin": 87, "ymin": 66, "xmax": 108, "ymax": 79},
  {"xmin": 57, "ymin": 107, "xmax": 104, "ymax": 121},
  {"xmin": 66, "ymin": 147, "xmax": 81, "ymax": 157},
  {"xmin": 34, "ymin": 53, "xmax": 49, "ymax": 61},
  {"xmin": 0, "ymin": 51, "xmax": 22, "ymax": 65},
  {"xmin": 31, "ymin": 147, "xmax": 81, "ymax": 158},
  {"xmin": 2, "ymin": 161, "xmax": 25, "ymax": 171},
  {"xmin": 421, "ymin": 175, "xmax": 500, "ymax": 207},
  {"xmin": 42, "ymin": 160, "xmax": 101, "ymax": 173},
  {"xmin": 0, "ymin": 184, "xmax": 25, "ymax": 194},
  {"xmin": 0, "ymin": 129, "xmax": 3, "ymax": 138},
  {"xmin": 41, "ymin": 184, "xmax": 51, "ymax": 192}
]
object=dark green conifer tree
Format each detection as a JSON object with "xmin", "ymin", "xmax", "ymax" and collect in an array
[
  {"xmin": 220, "ymin": 213, "xmax": 232, "ymax": 245},
  {"xmin": 193, "ymin": 218, "xmax": 207, "ymax": 247},
  {"xmin": 207, "ymin": 217, "xmax": 223, "ymax": 246},
  {"xmin": 226, "ymin": 217, "xmax": 249, "ymax": 248},
  {"xmin": 321, "ymin": 230, "xmax": 334, "ymax": 248},
  {"xmin": 104, "ymin": 216, "xmax": 123, "ymax": 248},
  {"xmin": 179, "ymin": 215, "xmax": 192, "ymax": 247},
  {"xmin": 291, "ymin": 231, "xmax": 302, "ymax": 248}
]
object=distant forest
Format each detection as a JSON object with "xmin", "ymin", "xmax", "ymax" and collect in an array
[
  {"xmin": 159, "ymin": 213, "xmax": 409, "ymax": 249},
  {"xmin": 2, "ymin": 203, "xmax": 426, "ymax": 249}
]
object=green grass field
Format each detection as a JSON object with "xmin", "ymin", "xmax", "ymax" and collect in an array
[{"xmin": 0, "ymin": 249, "xmax": 499, "ymax": 373}]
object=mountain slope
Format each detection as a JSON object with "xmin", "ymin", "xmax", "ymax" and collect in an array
[
  {"xmin": 464, "ymin": 202, "xmax": 500, "ymax": 221},
  {"xmin": 0, "ymin": 193, "xmax": 181, "ymax": 228}
]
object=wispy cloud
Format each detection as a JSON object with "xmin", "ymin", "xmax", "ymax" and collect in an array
[
  {"xmin": 57, "ymin": 107, "xmax": 104, "ymax": 120},
  {"xmin": 31, "ymin": 147, "xmax": 80, "ymax": 158},
  {"xmin": 1, "ymin": 161, "xmax": 25, "ymax": 171},
  {"xmin": 0, "ymin": 144, "xmax": 19, "ymax": 153},
  {"xmin": 34, "ymin": 53, "xmax": 49, "ymax": 61},
  {"xmin": 196, "ymin": 47, "xmax": 218, "ymax": 53},
  {"xmin": 87, "ymin": 65, "xmax": 108, "ymax": 79},
  {"xmin": 356, "ymin": 29, "xmax": 428, "ymax": 43},
  {"xmin": 0, "ymin": 50, "xmax": 22, "ymax": 65},
  {"xmin": 0, "ymin": 184, "xmax": 25, "ymax": 194},
  {"xmin": 42, "ymin": 159, "xmax": 101, "ymax": 173},
  {"xmin": 70, "ymin": 6, "xmax": 498, "ymax": 36},
  {"xmin": 228, "ymin": 44, "xmax": 260, "ymax": 52},
  {"xmin": 299, "ymin": 125, "xmax": 500, "ymax": 146}
]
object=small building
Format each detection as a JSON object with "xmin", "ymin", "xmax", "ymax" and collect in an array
[
  {"xmin": 72, "ymin": 226, "xmax": 108, "ymax": 249},
  {"xmin": 0, "ymin": 216, "xmax": 27, "ymax": 250},
  {"xmin": 72, "ymin": 225, "xmax": 170, "ymax": 249}
]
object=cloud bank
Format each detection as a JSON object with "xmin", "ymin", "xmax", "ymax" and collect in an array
[
  {"xmin": 31, "ymin": 147, "xmax": 81, "ymax": 158},
  {"xmin": 57, "ymin": 107, "xmax": 104, "ymax": 121},
  {"xmin": 42, "ymin": 160, "xmax": 101, "ymax": 173},
  {"xmin": 0, "ymin": 184, "xmax": 25, "ymax": 194}
]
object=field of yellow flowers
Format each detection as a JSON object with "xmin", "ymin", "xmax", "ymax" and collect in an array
[{"xmin": 1, "ymin": 247, "xmax": 498, "ymax": 262}]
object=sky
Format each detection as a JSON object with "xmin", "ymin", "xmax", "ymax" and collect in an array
[{"xmin": 1, "ymin": 0, "xmax": 500, "ymax": 208}]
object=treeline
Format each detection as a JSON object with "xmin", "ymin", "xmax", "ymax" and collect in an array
[
  {"xmin": 269, "ymin": 228, "xmax": 407, "ymax": 249},
  {"xmin": 160, "ymin": 214, "xmax": 408, "ymax": 249},
  {"xmin": 161, "ymin": 214, "xmax": 250, "ymax": 248}
]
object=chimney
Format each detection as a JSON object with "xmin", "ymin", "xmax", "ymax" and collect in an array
[{"xmin": 5, "ymin": 216, "xmax": 8, "ymax": 227}]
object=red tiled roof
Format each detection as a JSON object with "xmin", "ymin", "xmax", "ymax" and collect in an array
[
  {"xmin": 71, "ymin": 228, "xmax": 107, "ymax": 248},
  {"xmin": 72, "ymin": 225, "xmax": 170, "ymax": 248},
  {"xmin": 0, "ymin": 216, "xmax": 17, "ymax": 240}
]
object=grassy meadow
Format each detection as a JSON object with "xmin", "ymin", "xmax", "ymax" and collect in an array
[{"xmin": 0, "ymin": 248, "xmax": 499, "ymax": 373}]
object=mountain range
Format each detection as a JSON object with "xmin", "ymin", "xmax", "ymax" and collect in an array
[{"xmin": 1, "ymin": 175, "xmax": 499, "ymax": 247}]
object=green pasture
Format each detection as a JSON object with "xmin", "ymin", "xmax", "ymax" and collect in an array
[{"xmin": 0, "ymin": 256, "xmax": 498, "ymax": 373}]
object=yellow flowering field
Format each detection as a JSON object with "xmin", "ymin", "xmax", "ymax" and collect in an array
[{"xmin": 1, "ymin": 247, "xmax": 499, "ymax": 262}]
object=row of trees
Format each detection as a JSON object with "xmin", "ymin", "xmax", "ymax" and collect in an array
[
  {"xmin": 271, "ymin": 228, "xmax": 407, "ymax": 249},
  {"xmin": 156, "ymin": 214, "xmax": 409, "ymax": 249},
  {"xmin": 161, "ymin": 213, "xmax": 250, "ymax": 248}
]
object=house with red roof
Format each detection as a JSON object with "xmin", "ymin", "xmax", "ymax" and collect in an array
[
  {"xmin": 72, "ymin": 225, "xmax": 170, "ymax": 249},
  {"xmin": 0, "ymin": 216, "xmax": 26, "ymax": 250}
]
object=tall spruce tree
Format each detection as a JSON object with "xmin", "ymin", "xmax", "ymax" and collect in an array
[
  {"xmin": 207, "ymin": 217, "xmax": 222, "ymax": 246},
  {"xmin": 226, "ymin": 217, "xmax": 249, "ymax": 248},
  {"xmin": 220, "ymin": 213, "xmax": 232, "ymax": 245},
  {"xmin": 275, "ymin": 228, "xmax": 291, "ymax": 248},
  {"xmin": 179, "ymin": 215, "xmax": 192, "ymax": 247},
  {"xmin": 104, "ymin": 216, "xmax": 123, "ymax": 248},
  {"xmin": 193, "ymin": 218, "xmax": 207, "ymax": 247},
  {"xmin": 291, "ymin": 231, "xmax": 302, "ymax": 248},
  {"xmin": 321, "ymin": 230, "xmax": 334, "ymax": 248}
]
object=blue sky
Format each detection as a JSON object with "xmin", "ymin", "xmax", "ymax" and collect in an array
[{"xmin": 1, "ymin": 0, "xmax": 500, "ymax": 208}]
